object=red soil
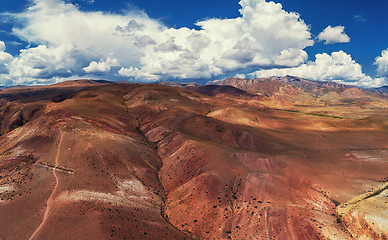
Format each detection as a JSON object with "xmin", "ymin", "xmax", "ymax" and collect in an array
[{"xmin": 0, "ymin": 80, "xmax": 387, "ymax": 239}]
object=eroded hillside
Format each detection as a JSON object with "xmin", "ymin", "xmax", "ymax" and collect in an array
[{"xmin": 0, "ymin": 80, "xmax": 387, "ymax": 239}]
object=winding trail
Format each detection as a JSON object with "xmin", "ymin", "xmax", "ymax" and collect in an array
[{"xmin": 29, "ymin": 129, "xmax": 64, "ymax": 240}]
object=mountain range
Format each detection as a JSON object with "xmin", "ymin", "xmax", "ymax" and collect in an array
[{"xmin": 0, "ymin": 77, "xmax": 387, "ymax": 239}]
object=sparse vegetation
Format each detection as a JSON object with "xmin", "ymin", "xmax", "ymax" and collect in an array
[{"xmin": 0, "ymin": 80, "xmax": 386, "ymax": 239}]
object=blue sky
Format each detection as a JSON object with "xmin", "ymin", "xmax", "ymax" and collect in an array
[{"xmin": 0, "ymin": 0, "xmax": 387, "ymax": 87}]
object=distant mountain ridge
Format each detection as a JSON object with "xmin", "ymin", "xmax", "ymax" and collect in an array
[
  {"xmin": 374, "ymin": 85, "xmax": 388, "ymax": 95},
  {"xmin": 377, "ymin": 86, "xmax": 388, "ymax": 91},
  {"xmin": 272, "ymin": 75, "xmax": 352, "ymax": 90},
  {"xmin": 219, "ymin": 75, "xmax": 353, "ymax": 94},
  {"xmin": 158, "ymin": 81, "xmax": 201, "ymax": 88},
  {"xmin": 1, "ymin": 76, "xmax": 386, "ymax": 93},
  {"xmin": 209, "ymin": 76, "xmax": 387, "ymax": 109}
]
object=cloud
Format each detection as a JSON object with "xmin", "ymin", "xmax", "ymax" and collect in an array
[
  {"xmin": 0, "ymin": 41, "xmax": 12, "ymax": 74},
  {"xmin": 154, "ymin": 38, "xmax": 184, "ymax": 52},
  {"xmin": 0, "ymin": 41, "xmax": 5, "ymax": 52},
  {"xmin": 274, "ymin": 48, "xmax": 308, "ymax": 67},
  {"xmin": 83, "ymin": 57, "xmax": 119, "ymax": 74},
  {"xmin": 318, "ymin": 26, "xmax": 350, "ymax": 44},
  {"xmin": 140, "ymin": 0, "xmax": 313, "ymax": 79},
  {"xmin": 375, "ymin": 49, "xmax": 388, "ymax": 78},
  {"xmin": 118, "ymin": 66, "xmax": 159, "ymax": 81},
  {"xmin": 3, "ymin": 0, "xmax": 314, "ymax": 84},
  {"xmin": 196, "ymin": 0, "xmax": 313, "ymax": 70},
  {"xmin": 9, "ymin": 44, "xmax": 93, "ymax": 80},
  {"xmin": 3, "ymin": 0, "xmax": 380, "ymax": 87},
  {"xmin": 115, "ymin": 20, "xmax": 144, "ymax": 33},
  {"xmin": 134, "ymin": 36, "xmax": 157, "ymax": 48},
  {"xmin": 250, "ymin": 51, "xmax": 386, "ymax": 88},
  {"xmin": 234, "ymin": 73, "xmax": 246, "ymax": 79},
  {"xmin": 11, "ymin": 0, "xmax": 157, "ymax": 64},
  {"xmin": 353, "ymin": 15, "xmax": 367, "ymax": 23}
]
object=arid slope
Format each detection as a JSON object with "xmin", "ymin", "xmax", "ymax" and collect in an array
[{"xmin": 0, "ymin": 80, "xmax": 387, "ymax": 239}]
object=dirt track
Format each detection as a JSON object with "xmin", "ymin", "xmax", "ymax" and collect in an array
[{"xmin": 28, "ymin": 129, "xmax": 63, "ymax": 240}]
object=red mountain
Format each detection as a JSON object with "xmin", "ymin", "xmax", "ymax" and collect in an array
[{"xmin": 0, "ymin": 80, "xmax": 387, "ymax": 239}]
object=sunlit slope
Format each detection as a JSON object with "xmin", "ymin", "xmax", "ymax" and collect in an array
[{"xmin": 0, "ymin": 80, "xmax": 387, "ymax": 239}]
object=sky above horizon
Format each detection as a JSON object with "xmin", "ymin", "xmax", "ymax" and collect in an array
[{"xmin": 0, "ymin": 0, "xmax": 388, "ymax": 87}]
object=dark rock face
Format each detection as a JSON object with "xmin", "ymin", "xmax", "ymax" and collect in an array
[{"xmin": 0, "ymin": 80, "xmax": 387, "ymax": 239}]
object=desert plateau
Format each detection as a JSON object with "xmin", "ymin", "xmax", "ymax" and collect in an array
[{"xmin": 0, "ymin": 77, "xmax": 386, "ymax": 239}]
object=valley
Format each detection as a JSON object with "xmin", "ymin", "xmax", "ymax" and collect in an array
[{"xmin": 0, "ymin": 77, "xmax": 387, "ymax": 239}]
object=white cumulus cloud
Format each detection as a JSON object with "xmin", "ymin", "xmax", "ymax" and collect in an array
[
  {"xmin": 118, "ymin": 66, "xmax": 159, "ymax": 81},
  {"xmin": 317, "ymin": 26, "xmax": 350, "ymax": 44},
  {"xmin": 2, "ymin": 0, "xmax": 382, "ymax": 87},
  {"xmin": 0, "ymin": 41, "xmax": 12, "ymax": 74},
  {"xmin": 83, "ymin": 57, "xmax": 119, "ymax": 73},
  {"xmin": 250, "ymin": 51, "xmax": 385, "ymax": 88},
  {"xmin": 3, "ymin": 0, "xmax": 314, "ymax": 84},
  {"xmin": 9, "ymin": 44, "xmax": 92, "ymax": 81},
  {"xmin": 375, "ymin": 49, "xmax": 388, "ymax": 78}
]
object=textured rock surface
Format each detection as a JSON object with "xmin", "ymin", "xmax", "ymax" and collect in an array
[{"xmin": 0, "ymin": 79, "xmax": 387, "ymax": 239}]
